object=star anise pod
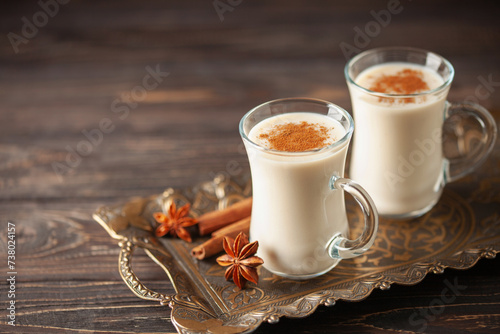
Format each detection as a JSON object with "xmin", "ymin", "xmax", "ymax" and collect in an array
[
  {"xmin": 153, "ymin": 202, "xmax": 198, "ymax": 242},
  {"xmin": 216, "ymin": 232, "xmax": 264, "ymax": 289}
]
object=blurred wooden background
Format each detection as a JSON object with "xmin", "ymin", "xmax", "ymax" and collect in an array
[{"xmin": 0, "ymin": 0, "xmax": 499, "ymax": 333}]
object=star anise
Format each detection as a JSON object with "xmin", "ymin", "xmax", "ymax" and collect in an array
[
  {"xmin": 216, "ymin": 232, "xmax": 264, "ymax": 289},
  {"xmin": 153, "ymin": 202, "xmax": 198, "ymax": 242}
]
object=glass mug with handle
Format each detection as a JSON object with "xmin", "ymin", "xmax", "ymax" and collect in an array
[
  {"xmin": 239, "ymin": 98, "xmax": 378, "ymax": 279},
  {"xmin": 345, "ymin": 47, "xmax": 497, "ymax": 219}
]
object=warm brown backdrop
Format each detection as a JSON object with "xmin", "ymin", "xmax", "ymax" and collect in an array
[{"xmin": 1, "ymin": 0, "xmax": 499, "ymax": 333}]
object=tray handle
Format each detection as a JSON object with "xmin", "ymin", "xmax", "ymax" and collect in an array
[
  {"xmin": 118, "ymin": 239, "xmax": 173, "ymax": 305},
  {"xmin": 118, "ymin": 237, "xmax": 218, "ymax": 322}
]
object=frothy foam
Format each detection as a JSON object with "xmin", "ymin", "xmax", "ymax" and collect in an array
[{"xmin": 249, "ymin": 112, "xmax": 345, "ymax": 152}]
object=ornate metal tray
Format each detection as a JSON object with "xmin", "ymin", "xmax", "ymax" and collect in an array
[{"xmin": 93, "ymin": 173, "xmax": 500, "ymax": 334}]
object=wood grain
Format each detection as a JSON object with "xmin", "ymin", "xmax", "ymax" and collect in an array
[{"xmin": 1, "ymin": 0, "xmax": 499, "ymax": 333}]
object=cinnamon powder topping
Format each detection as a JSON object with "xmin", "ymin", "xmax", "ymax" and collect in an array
[
  {"xmin": 369, "ymin": 69, "xmax": 430, "ymax": 94},
  {"xmin": 258, "ymin": 121, "xmax": 333, "ymax": 152}
]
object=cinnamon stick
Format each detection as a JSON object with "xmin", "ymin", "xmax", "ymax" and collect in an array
[
  {"xmin": 191, "ymin": 216, "xmax": 251, "ymax": 260},
  {"xmin": 197, "ymin": 197, "xmax": 252, "ymax": 235},
  {"xmin": 211, "ymin": 216, "xmax": 251, "ymax": 238}
]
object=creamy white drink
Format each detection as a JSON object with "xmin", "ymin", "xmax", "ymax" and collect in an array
[
  {"xmin": 241, "ymin": 99, "xmax": 379, "ymax": 279},
  {"xmin": 349, "ymin": 63, "xmax": 447, "ymax": 216},
  {"xmin": 246, "ymin": 112, "xmax": 349, "ymax": 277}
]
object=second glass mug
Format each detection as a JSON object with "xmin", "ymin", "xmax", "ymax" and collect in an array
[
  {"xmin": 239, "ymin": 98, "xmax": 378, "ymax": 279},
  {"xmin": 345, "ymin": 47, "xmax": 497, "ymax": 219}
]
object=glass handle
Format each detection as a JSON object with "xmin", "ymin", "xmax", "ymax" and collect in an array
[
  {"xmin": 327, "ymin": 176, "xmax": 379, "ymax": 259},
  {"xmin": 443, "ymin": 101, "xmax": 497, "ymax": 183}
]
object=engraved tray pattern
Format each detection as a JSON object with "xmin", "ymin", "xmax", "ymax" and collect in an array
[{"xmin": 93, "ymin": 173, "xmax": 500, "ymax": 334}]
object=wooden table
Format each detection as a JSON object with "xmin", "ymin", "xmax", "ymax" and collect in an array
[{"xmin": 1, "ymin": 0, "xmax": 499, "ymax": 333}]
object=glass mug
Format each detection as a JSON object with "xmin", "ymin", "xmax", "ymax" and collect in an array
[
  {"xmin": 345, "ymin": 47, "xmax": 497, "ymax": 219},
  {"xmin": 239, "ymin": 98, "xmax": 378, "ymax": 279}
]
